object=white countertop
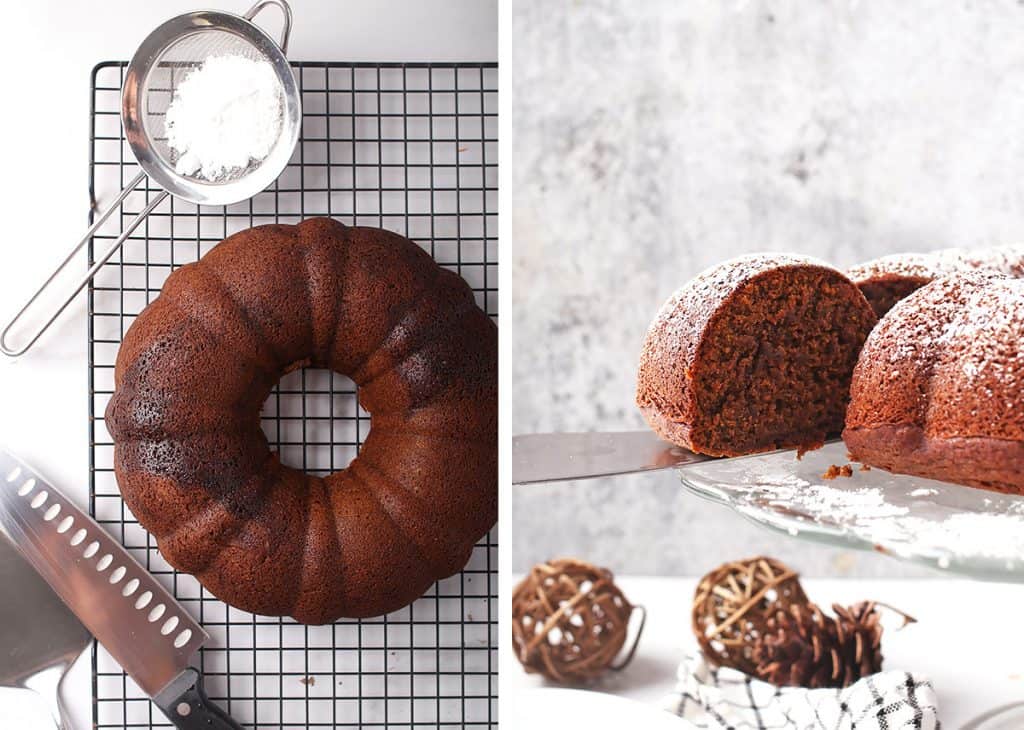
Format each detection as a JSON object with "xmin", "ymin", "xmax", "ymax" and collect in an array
[
  {"xmin": 0, "ymin": 2, "xmax": 495, "ymax": 728},
  {"xmin": 503, "ymin": 575, "xmax": 1024, "ymax": 729}
]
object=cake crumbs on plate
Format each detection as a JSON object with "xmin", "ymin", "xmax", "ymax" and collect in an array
[
  {"xmin": 859, "ymin": 463, "xmax": 871, "ymax": 471},
  {"xmin": 823, "ymin": 464, "xmax": 854, "ymax": 479}
]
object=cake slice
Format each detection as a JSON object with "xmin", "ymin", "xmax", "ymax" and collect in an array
[{"xmin": 636, "ymin": 254, "xmax": 877, "ymax": 457}]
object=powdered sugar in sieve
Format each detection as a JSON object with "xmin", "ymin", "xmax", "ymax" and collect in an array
[{"xmin": 165, "ymin": 54, "xmax": 285, "ymax": 181}]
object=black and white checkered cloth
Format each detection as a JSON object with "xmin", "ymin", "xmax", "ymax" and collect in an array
[{"xmin": 664, "ymin": 652, "xmax": 940, "ymax": 730}]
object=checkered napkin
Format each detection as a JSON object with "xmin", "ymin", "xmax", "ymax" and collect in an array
[{"xmin": 663, "ymin": 652, "xmax": 940, "ymax": 730}]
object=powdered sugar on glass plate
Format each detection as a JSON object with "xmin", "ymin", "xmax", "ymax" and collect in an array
[{"xmin": 678, "ymin": 442, "xmax": 1024, "ymax": 577}]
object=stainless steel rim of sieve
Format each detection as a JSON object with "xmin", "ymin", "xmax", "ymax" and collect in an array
[{"xmin": 0, "ymin": 0, "xmax": 300, "ymax": 357}]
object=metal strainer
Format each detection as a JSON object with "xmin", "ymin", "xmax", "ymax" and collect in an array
[{"xmin": 1, "ymin": 0, "xmax": 300, "ymax": 356}]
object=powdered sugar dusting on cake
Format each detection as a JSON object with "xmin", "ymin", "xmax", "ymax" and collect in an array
[
  {"xmin": 848, "ymin": 251, "xmax": 947, "ymax": 283},
  {"xmin": 848, "ymin": 244, "xmax": 1024, "ymax": 284},
  {"xmin": 848, "ymin": 270, "xmax": 1024, "ymax": 444},
  {"xmin": 637, "ymin": 253, "xmax": 844, "ymax": 415},
  {"xmin": 944, "ymin": 283, "xmax": 1023, "ymax": 385},
  {"xmin": 636, "ymin": 253, "xmax": 877, "ymax": 451},
  {"xmin": 642, "ymin": 253, "xmax": 836, "ymax": 359},
  {"xmin": 960, "ymin": 244, "xmax": 1024, "ymax": 278},
  {"xmin": 865, "ymin": 271, "xmax": 1017, "ymax": 369}
]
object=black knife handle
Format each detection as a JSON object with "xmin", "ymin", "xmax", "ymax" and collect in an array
[{"xmin": 158, "ymin": 668, "xmax": 243, "ymax": 730}]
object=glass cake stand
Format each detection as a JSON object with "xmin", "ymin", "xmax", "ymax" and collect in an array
[{"xmin": 677, "ymin": 441, "xmax": 1024, "ymax": 581}]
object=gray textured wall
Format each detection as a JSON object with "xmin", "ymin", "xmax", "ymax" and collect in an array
[{"xmin": 507, "ymin": 0, "xmax": 1024, "ymax": 576}]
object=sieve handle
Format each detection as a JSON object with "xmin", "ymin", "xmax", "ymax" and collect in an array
[
  {"xmin": 243, "ymin": 0, "xmax": 293, "ymax": 54},
  {"xmin": 0, "ymin": 173, "xmax": 168, "ymax": 357}
]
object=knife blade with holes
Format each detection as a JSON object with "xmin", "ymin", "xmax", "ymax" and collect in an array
[{"xmin": 0, "ymin": 448, "xmax": 242, "ymax": 730}]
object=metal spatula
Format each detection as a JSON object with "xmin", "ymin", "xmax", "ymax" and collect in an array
[
  {"xmin": 511, "ymin": 430, "xmax": 841, "ymax": 484},
  {"xmin": 0, "ymin": 531, "xmax": 91, "ymax": 730},
  {"xmin": 511, "ymin": 431, "xmax": 713, "ymax": 484}
]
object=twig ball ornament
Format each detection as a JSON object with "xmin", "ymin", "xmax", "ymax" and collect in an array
[
  {"xmin": 511, "ymin": 558, "xmax": 645, "ymax": 684},
  {"xmin": 692, "ymin": 556, "xmax": 809, "ymax": 675}
]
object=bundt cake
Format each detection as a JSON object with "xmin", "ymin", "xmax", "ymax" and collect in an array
[
  {"xmin": 105, "ymin": 217, "xmax": 497, "ymax": 624},
  {"xmin": 848, "ymin": 244, "xmax": 1024, "ymax": 317},
  {"xmin": 844, "ymin": 272, "xmax": 1024, "ymax": 494},
  {"xmin": 636, "ymin": 254, "xmax": 877, "ymax": 457}
]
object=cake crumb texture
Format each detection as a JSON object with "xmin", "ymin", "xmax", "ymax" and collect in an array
[{"xmin": 636, "ymin": 254, "xmax": 876, "ymax": 457}]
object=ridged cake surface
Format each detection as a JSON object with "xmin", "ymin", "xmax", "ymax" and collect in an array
[
  {"xmin": 106, "ymin": 217, "xmax": 497, "ymax": 623},
  {"xmin": 844, "ymin": 272, "xmax": 1024, "ymax": 493}
]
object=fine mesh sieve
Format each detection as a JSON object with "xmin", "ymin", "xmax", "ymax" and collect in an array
[
  {"xmin": 123, "ymin": 2, "xmax": 301, "ymax": 202},
  {"xmin": 1, "ymin": 0, "xmax": 300, "ymax": 357}
]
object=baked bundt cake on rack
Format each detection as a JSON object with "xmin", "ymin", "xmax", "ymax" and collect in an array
[
  {"xmin": 844, "ymin": 272, "xmax": 1024, "ymax": 494},
  {"xmin": 636, "ymin": 254, "xmax": 877, "ymax": 457},
  {"xmin": 105, "ymin": 217, "xmax": 497, "ymax": 624},
  {"xmin": 848, "ymin": 244, "xmax": 1024, "ymax": 317}
]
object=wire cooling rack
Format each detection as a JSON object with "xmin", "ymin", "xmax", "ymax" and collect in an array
[{"xmin": 87, "ymin": 61, "xmax": 497, "ymax": 729}]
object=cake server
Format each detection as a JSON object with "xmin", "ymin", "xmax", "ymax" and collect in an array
[
  {"xmin": 0, "ymin": 448, "xmax": 243, "ymax": 730},
  {"xmin": 0, "ymin": 530, "xmax": 91, "ymax": 730},
  {"xmin": 512, "ymin": 431, "xmax": 713, "ymax": 484},
  {"xmin": 512, "ymin": 431, "xmax": 841, "ymax": 484}
]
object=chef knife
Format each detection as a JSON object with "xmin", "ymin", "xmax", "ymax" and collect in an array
[
  {"xmin": 512, "ymin": 431, "xmax": 839, "ymax": 484},
  {"xmin": 0, "ymin": 448, "xmax": 242, "ymax": 730}
]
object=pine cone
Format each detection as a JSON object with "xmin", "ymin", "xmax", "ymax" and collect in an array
[{"xmin": 752, "ymin": 601, "xmax": 883, "ymax": 689}]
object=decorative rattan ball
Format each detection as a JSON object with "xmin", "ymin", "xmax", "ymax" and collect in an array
[
  {"xmin": 692, "ymin": 556, "xmax": 809, "ymax": 675},
  {"xmin": 511, "ymin": 558, "xmax": 644, "ymax": 684}
]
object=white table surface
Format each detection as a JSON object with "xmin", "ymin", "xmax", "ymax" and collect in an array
[
  {"xmin": 503, "ymin": 575, "xmax": 1024, "ymax": 729},
  {"xmin": 0, "ymin": 2, "xmax": 495, "ymax": 728}
]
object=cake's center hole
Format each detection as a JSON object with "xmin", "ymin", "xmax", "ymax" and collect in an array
[{"xmin": 259, "ymin": 367, "xmax": 369, "ymax": 474}]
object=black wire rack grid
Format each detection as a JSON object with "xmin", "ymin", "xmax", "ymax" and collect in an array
[{"xmin": 87, "ymin": 61, "xmax": 497, "ymax": 729}]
